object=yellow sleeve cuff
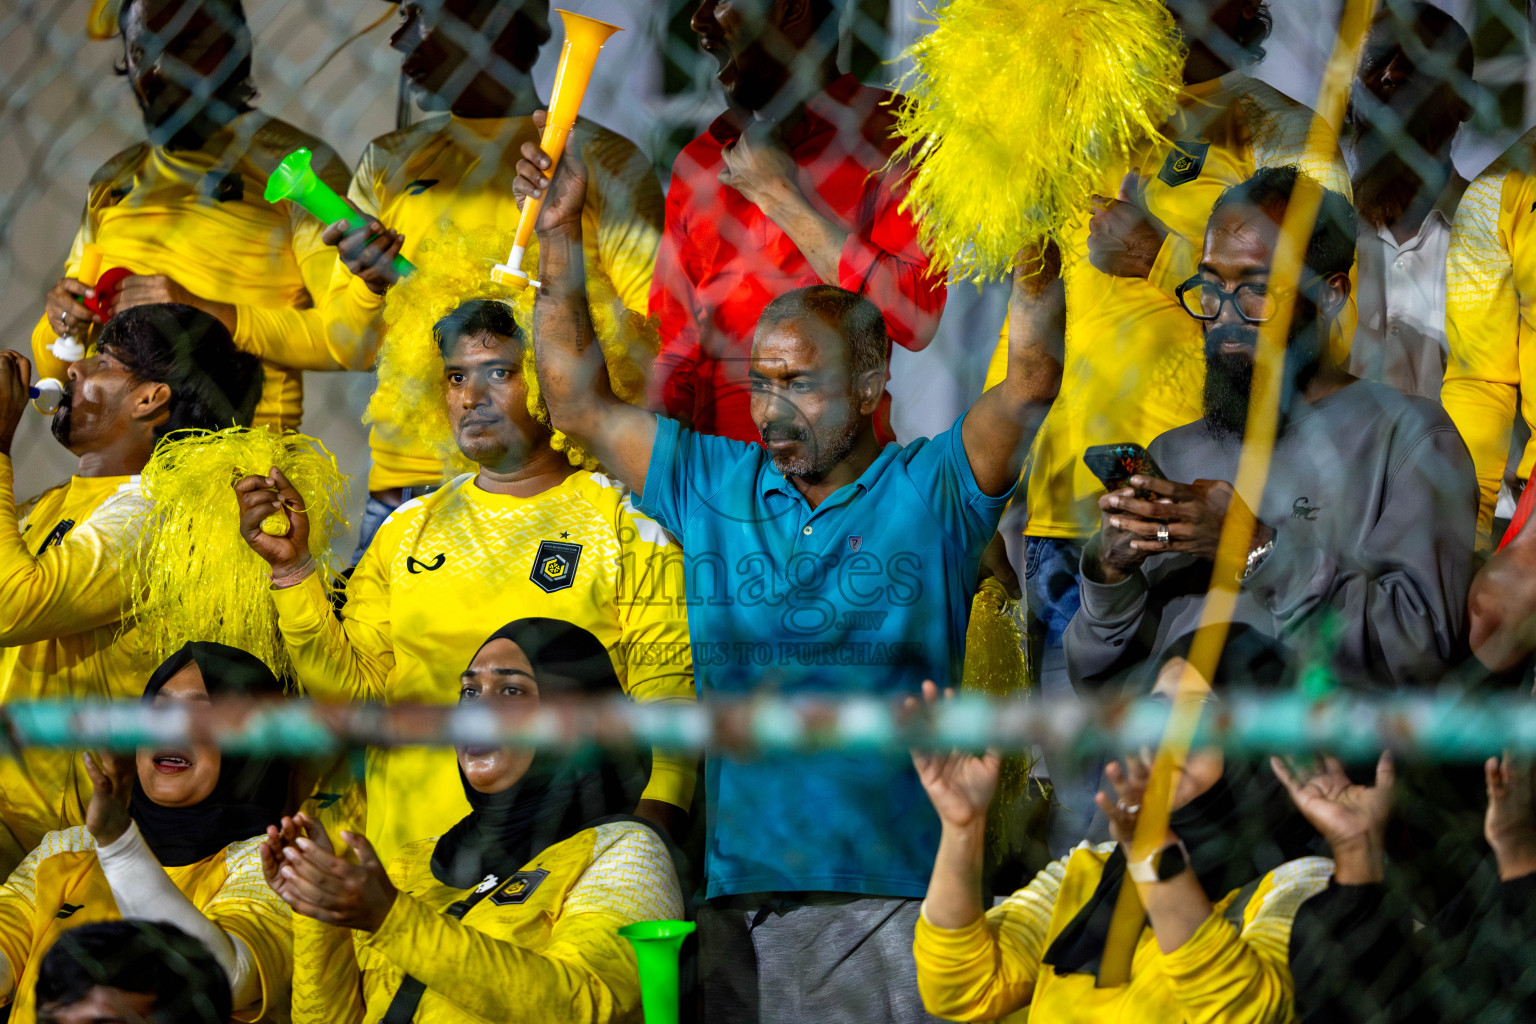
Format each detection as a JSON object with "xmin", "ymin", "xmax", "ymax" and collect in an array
[
  {"xmin": 913, "ymin": 910, "xmax": 995, "ymax": 963},
  {"xmin": 1148, "ymin": 233, "xmax": 1195, "ymax": 300},
  {"xmin": 640, "ymin": 752, "xmax": 696, "ymax": 811},
  {"xmin": 270, "ymin": 570, "xmax": 333, "ymax": 640}
]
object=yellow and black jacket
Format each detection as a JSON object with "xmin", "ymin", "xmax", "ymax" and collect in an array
[
  {"xmin": 0, "ymin": 460, "xmax": 152, "ymax": 872},
  {"xmin": 0, "ymin": 827, "xmax": 291, "ymax": 1024},
  {"xmin": 913, "ymin": 841, "xmax": 1334, "ymax": 1023},
  {"xmin": 28, "ymin": 111, "xmax": 350, "ymax": 430},
  {"xmin": 292, "ymin": 820, "xmax": 684, "ymax": 1024},
  {"xmin": 1444, "ymin": 125, "xmax": 1536, "ymax": 539}
]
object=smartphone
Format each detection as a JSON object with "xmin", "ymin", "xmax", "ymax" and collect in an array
[{"xmin": 1083, "ymin": 442, "xmax": 1166, "ymax": 496}]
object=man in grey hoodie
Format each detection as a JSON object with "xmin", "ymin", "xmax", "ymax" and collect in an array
[{"xmin": 1066, "ymin": 166, "xmax": 1476, "ymax": 691}]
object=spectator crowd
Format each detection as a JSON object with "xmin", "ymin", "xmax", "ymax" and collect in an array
[{"xmin": 2, "ymin": 0, "xmax": 1535, "ymax": 1021}]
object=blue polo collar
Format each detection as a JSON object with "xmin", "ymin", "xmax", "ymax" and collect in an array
[{"xmin": 757, "ymin": 441, "xmax": 903, "ymax": 510}]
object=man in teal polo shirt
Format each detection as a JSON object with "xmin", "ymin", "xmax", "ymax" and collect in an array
[{"xmin": 523, "ymin": 132, "xmax": 1062, "ymax": 1022}]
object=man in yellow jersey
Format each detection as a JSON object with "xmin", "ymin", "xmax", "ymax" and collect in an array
[
  {"xmin": 30, "ymin": 0, "xmax": 349, "ymax": 432},
  {"xmin": 0, "ymin": 305, "xmax": 262, "ymax": 874},
  {"xmin": 233, "ymin": 299, "xmax": 693, "ymax": 863},
  {"xmin": 1444, "ymin": 111, "xmax": 1536, "ymax": 544},
  {"xmin": 319, "ymin": 0, "xmax": 664, "ymax": 561}
]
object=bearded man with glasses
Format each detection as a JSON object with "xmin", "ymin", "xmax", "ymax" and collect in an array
[{"xmin": 1065, "ymin": 166, "xmax": 1477, "ymax": 692}]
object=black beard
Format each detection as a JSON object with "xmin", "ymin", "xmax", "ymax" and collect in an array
[
  {"xmin": 1202, "ymin": 347, "xmax": 1254, "ymax": 443},
  {"xmin": 1201, "ymin": 322, "xmax": 1325, "ymax": 443},
  {"xmin": 138, "ymin": 81, "xmax": 248, "ymax": 151},
  {"xmin": 49, "ymin": 402, "xmax": 72, "ymax": 447},
  {"xmin": 1351, "ymin": 145, "xmax": 1423, "ymax": 229}
]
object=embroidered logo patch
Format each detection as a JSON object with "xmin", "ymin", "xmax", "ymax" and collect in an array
[
  {"xmin": 207, "ymin": 171, "xmax": 244, "ymax": 202},
  {"xmin": 847, "ymin": 535, "xmax": 862, "ymax": 553},
  {"xmin": 1292, "ymin": 497, "xmax": 1320, "ymax": 521},
  {"xmin": 490, "ymin": 868, "xmax": 549, "ymax": 906},
  {"xmin": 1157, "ymin": 141, "xmax": 1210, "ymax": 187},
  {"xmin": 530, "ymin": 540, "xmax": 582, "ymax": 593},
  {"xmin": 406, "ymin": 553, "xmax": 447, "ymax": 573}
]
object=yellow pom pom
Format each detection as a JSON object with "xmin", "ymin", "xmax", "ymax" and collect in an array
[
  {"xmin": 130, "ymin": 427, "xmax": 349, "ymax": 684},
  {"xmin": 374, "ymin": 223, "xmax": 657, "ymax": 475},
  {"xmin": 892, "ymin": 0, "xmax": 1184, "ymax": 280},
  {"xmin": 259, "ymin": 511, "xmax": 291, "ymax": 537}
]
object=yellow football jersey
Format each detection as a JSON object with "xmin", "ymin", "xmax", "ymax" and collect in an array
[
  {"xmin": 985, "ymin": 72, "xmax": 1352, "ymax": 540},
  {"xmin": 325, "ymin": 114, "xmax": 664, "ymax": 491},
  {"xmin": 28, "ymin": 111, "xmax": 351, "ymax": 431},
  {"xmin": 292, "ymin": 820, "xmax": 682, "ymax": 1024},
  {"xmin": 0, "ymin": 459, "xmax": 153, "ymax": 872},
  {"xmin": 1444, "ymin": 125, "xmax": 1536, "ymax": 539},
  {"xmin": 0, "ymin": 827, "xmax": 292, "ymax": 1024},
  {"xmin": 913, "ymin": 842, "xmax": 1334, "ymax": 1023},
  {"xmin": 270, "ymin": 470, "xmax": 695, "ymax": 863}
]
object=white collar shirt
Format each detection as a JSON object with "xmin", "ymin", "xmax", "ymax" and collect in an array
[{"xmin": 1349, "ymin": 172, "xmax": 1467, "ymax": 400}]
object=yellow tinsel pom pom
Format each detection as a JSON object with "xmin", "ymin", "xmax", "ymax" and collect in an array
[
  {"xmin": 892, "ymin": 0, "xmax": 1184, "ymax": 281},
  {"xmin": 373, "ymin": 223, "xmax": 656, "ymax": 476},
  {"xmin": 130, "ymin": 427, "xmax": 349, "ymax": 684}
]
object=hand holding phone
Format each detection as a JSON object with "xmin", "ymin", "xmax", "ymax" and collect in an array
[{"xmin": 1083, "ymin": 442, "xmax": 1166, "ymax": 496}]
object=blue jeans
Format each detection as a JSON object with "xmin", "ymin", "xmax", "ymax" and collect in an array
[
  {"xmin": 350, "ymin": 485, "xmax": 439, "ymax": 567},
  {"xmin": 1020, "ymin": 534, "xmax": 1107, "ymax": 855},
  {"xmin": 1023, "ymin": 535, "xmax": 1085, "ymax": 662}
]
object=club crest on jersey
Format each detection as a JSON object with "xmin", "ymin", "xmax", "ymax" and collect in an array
[
  {"xmin": 1158, "ymin": 141, "xmax": 1209, "ymax": 187},
  {"xmin": 847, "ymin": 535, "xmax": 862, "ymax": 553},
  {"xmin": 530, "ymin": 540, "xmax": 582, "ymax": 593},
  {"xmin": 490, "ymin": 868, "xmax": 549, "ymax": 906}
]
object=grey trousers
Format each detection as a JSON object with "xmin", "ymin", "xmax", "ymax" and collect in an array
[{"xmin": 697, "ymin": 895, "xmax": 945, "ymax": 1024}]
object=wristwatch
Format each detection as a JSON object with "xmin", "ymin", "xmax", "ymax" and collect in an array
[
  {"xmin": 1127, "ymin": 839, "xmax": 1190, "ymax": 884},
  {"xmin": 1239, "ymin": 538, "xmax": 1275, "ymax": 583}
]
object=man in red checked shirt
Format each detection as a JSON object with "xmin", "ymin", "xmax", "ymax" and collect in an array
[{"xmin": 649, "ymin": 0, "xmax": 946, "ymax": 443}]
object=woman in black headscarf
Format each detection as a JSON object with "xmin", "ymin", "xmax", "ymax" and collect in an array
[
  {"xmin": 908, "ymin": 626, "xmax": 1335, "ymax": 1023},
  {"xmin": 263, "ymin": 618, "xmax": 685, "ymax": 1024},
  {"xmin": 0, "ymin": 641, "xmax": 293, "ymax": 1024}
]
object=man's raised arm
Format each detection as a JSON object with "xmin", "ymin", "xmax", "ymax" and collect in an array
[
  {"xmin": 960, "ymin": 247, "xmax": 1065, "ymax": 497},
  {"xmin": 518, "ymin": 114, "xmax": 658, "ymax": 495}
]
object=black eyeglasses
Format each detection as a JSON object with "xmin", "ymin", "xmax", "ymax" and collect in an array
[{"xmin": 1175, "ymin": 275, "xmax": 1320, "ymax": 325}]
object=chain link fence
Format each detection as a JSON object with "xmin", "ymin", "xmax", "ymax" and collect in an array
[{"xmin": 2, "ymin": 0, "xmax": 1536, "ymax": 1021}]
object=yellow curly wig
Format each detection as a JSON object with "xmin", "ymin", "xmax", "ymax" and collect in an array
[
  {"xmin": 371, "ymin": 223, "xmax": 655, "ymax": 474},
  {"xmin": 130, "ymin": 426, "xmax": 349, "ymax": 684}
]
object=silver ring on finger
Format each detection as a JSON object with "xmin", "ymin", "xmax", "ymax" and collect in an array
[
  {"xmin": 1156, "ymin": 525, "xmax": 1170, "ymax": 544},
  {"xmin": 1119, "ymin": 802, "xmax": 1139, "ymax": 814}
]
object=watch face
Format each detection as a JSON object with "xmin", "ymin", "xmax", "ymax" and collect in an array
[{"xmin": 1157, "ymin": 843, "xmax": 1189, "ymax": 882}]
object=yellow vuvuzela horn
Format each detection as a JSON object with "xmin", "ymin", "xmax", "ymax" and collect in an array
[{"xmin": 491, "ymin": 9, "xmax": 622, "ymax": 288}]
